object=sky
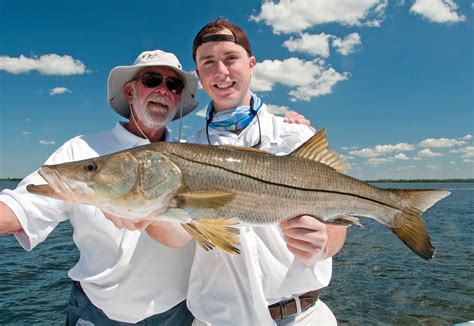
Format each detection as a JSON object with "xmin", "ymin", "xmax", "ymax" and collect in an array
[{"xmin": 0, "ymin": 0, "xmax": 473, "ymax": 180}]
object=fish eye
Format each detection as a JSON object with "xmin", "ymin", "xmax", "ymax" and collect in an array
[{"xmin": 83, "ymin": 162, "xmax": 98, "ymax": 173}]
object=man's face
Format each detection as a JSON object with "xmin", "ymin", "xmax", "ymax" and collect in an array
[
  {"xmin": 125, "ymin": 66, "xmax": 182, "ymax": 129},
  {"xmin": 195, "ymin": 29, "xmax": 255, "ymax": 112}
]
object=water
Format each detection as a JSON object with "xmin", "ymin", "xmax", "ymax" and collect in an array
[{"xmin": 0, "ymin": 181, "xmax": 472, "ymax": 324}]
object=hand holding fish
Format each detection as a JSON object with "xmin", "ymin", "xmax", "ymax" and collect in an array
[
  {"xmin": 280, "ymin": 215, "xmax": 328, "ymax": 265},
  {"xmin": 103, "ymin": 211, "xmax": 192, "ymax": 247},
  {"xmin": 283, "ymin": 111, "xmax": 312, "ymax": 127},
  {"xmin": 103, "ymin": 211, "xmax": 154, "ymax": 231}
]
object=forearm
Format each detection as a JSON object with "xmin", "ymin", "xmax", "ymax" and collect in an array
[
  {"xmin": 0, "ymin": 202, "xmax": 23, "ymax": 234},
  {"xmin": 146, "ymin": 221, "xmax": 192, "ymax": 248},
  {"xmin": 324, "ymin": 224, "xmax": 347, "ymax": 258}
]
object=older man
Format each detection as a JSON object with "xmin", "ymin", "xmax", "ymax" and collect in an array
[{"xmin": 0, "ymin": 50, "xmax": 199, "ymax": 325}]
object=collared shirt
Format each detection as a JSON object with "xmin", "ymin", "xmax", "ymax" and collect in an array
[
  {"xmin": 0, "ymin": 122, "xmax": 195, "ymax": 323},
  {"xmin": 187, "ymin": 106, "xmax": 332, "ymax": 325}
]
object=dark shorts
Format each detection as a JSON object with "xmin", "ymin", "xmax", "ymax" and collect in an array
[{"xmin": 66, "ymin": 281, "xmax": 194, "ymax": 326}]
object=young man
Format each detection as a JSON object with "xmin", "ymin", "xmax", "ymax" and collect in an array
[
  {"xmin": 0, "ymin": 50, "xmax": 199, "ymax": 325},
  {"xmin": 186, "ymin": 19, "xmax": 347, "ymax": 325}
]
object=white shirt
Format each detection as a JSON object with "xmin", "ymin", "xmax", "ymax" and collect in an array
[
  {"xmin": 187, "ymin": 106, "xmax": 332, "ymax": 325},
  {"xmin": 0, "ymin": 122, "xmax": 195, "ymax": 323}
]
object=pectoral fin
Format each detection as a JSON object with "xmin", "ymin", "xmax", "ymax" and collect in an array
[
  {"xmin": 171, "ymin": 191, "xmax": 235, "ymax": 209},
  {"xmin": 182, "ymin": 218, "xmax": 241, "ymax": 255}
]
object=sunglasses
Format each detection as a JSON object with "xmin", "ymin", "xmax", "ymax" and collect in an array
[{"xmin": 134, "ymin": 72, "xmax": 184, "ymax": 95}]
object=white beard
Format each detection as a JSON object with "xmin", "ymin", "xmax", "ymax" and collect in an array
[{"xmin": 131, "ymin": 93, "xmax": 176, "ymax": 129}]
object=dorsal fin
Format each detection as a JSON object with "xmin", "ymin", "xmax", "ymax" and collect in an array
[{"xmin": 290, "ymin": 128, "xmax": 348, "ymax": 173}]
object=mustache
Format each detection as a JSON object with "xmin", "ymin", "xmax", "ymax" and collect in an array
[{"xmin": 147, "ymin": 93, "xmax": 171, "ymax": 106}]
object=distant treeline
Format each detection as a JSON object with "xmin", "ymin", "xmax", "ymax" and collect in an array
[
  {"xmin": 367, "ymin": 179, "xmax": 474, "ymax": 183},
  {"xmin": 0, "ymin": 178, "xmax": 23, "ymax": 181}
]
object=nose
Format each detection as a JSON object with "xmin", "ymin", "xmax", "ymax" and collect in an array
[
  {"xmin": 215, "ymin": 60, "xmax": 230, "ymax": 77},
  {"xmin": 153, "ymin": 81, "xmax": 171, "ymax": 96}
]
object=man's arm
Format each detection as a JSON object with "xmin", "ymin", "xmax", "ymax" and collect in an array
[
  {"xmin": 280, "ymin": 215, "xmax": 347, "ymax": 266},
  {"xmin": 0, "ymin": 202, "xmax": 23, "ymax": 234},
  {"xmin": 103, "ymin": 212, "xmax": 192, "ymax": 248}
]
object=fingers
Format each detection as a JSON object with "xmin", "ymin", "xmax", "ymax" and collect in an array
[
  {"xmin": 283, "ymin": 111, "xmax": 311, "ymax": 127},
  {"xmin": 280, "ymin": 215, "xmax": 328, "ymax": 264},
  {"xmin": 102, "ymin": 211, "xmax": 153, "ymax": 231},
  {"xmin": 280, "ymin": 215, "xmax": 325, "ymax": 231}
]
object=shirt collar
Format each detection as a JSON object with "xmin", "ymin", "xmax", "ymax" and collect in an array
[{"xmin": 112, "ymin": 122, "xmax": 172, "ymax": 148}]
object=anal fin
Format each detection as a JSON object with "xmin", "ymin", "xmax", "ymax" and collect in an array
[
  {"xmin": 182, "ymin": 218, "xmax": 241, "ymax": 255},
  {"xmin": 331, "ymin": 215, "xmax": 363, "ymax": 227}
]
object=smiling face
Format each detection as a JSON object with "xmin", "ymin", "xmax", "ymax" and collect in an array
[
  {"xmin": 195, "ymin": 29, "xmax": 256, "ymax": 112},
  {"xmin": 124, "ymin": 66, "xmax": 182, "ymax": 130}
]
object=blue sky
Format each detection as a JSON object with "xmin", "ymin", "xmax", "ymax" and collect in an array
[{"xmin": 1, "ymin": 0, "xmax": 472, "ymax": 180}]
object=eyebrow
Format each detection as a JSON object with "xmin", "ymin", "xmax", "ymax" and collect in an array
[{"xmin": 198, "ymin": 50, "xmax": 242, "ymax": 63}]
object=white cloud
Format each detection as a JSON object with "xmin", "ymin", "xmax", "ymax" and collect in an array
[
  {"xmin": 340, "ymin": 154, "xmax": 354, "ymax": 160},
  {"xmin": 332, "ymin": 33, "xmax": 362, "ymax": 55},
  {"xmin": 283, "ymin": 33, "xmax": 333, "ymax": 57},
  {"xmin": 395, "ymin": 165, "xmax": 416, "ymax": 171},
  {"xmin": 20, "ymin": 131, "xmax": 32, "ymax": 139},
  {"xmin": 463, "ymin": 158, "xmax": 474, "ymax": 163},
  {"xmin": 463, "ymin": 134, "xmax": 472, "ymax": 140},
  {"xmin": 195, "ymin": 108, "xmax": 207, "ymax": 118},
  {"xmin": 365, "ymin": 158, "xmax": 391, "ymax": 165},
  {"xmin": 39, "ymin": 140, "xmax": 56, "ymax": 145},
  {"xmin": 0, "ymin": 54, "xmax": 87, "ymax": 75},
  {"xmin": 49, "ymin": 87, "xmax": 72, "ymax": 96},
  {"xmin": 427, "ymin": 164, "xmax": 441, "ymax": 170},
  {"xmin": 419, "ymin": 137, "xmax": 466, "ymax": 148},
  {"xmin": 266, "ymin": 104, "xmax": 291, "ymax": 116},
  {"xmin": 450, "ymin": 146, "xmax": 474, "ymax": 158},
  {"xmin": 251, "ymin": 0, "xmax": 387, "ymax": 34},
  {"xmin": 350, "ymin": 143, "xmax": 415, "ymax": 157},
  {"xmin": 417, "ymin": 148, "xmax": 443, "ymax": 158},
  {"xmin": 251, "ymin": 57, "xmax": 349, "ymax": 101},
  {"xmin": 410, "ymin": 0, "xmax": 466, "ymax": 23},
  {"xmin": 392, "ymin": 153, "xmax": 410, "ymax": 160}
]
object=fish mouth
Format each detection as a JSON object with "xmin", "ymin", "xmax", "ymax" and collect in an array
[
  {"xmin": 26, "ymin": 184, "xmax": 66, "ymax": 201},
  {"xmin": 36, "ymin": 166, "xmax": 80, "ymax": 203}
]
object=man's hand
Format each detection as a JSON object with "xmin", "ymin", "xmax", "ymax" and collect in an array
[
  {"xmin": 280, "ymin": 215, "xmax": 347, "ymax": 266},
  {"xmin": 283, "ymin": 111, "xmax": 312, "ymax": 127},
  {"xmin": 280, "ymin": 215, "xmax": 328, "ymax": 266},
  {"xmin": 102, "ymin": 211, "xmax": 191, "ymax": 248},
  {"xmin": 0, "ymin": 202, "xmax": 23, "ymax": 234},
  {"xmin": 103, "ymin": 211, "xmax": 154, "ymax": 231}
]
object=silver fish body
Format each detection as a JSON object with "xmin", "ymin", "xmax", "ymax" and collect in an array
[{"xmin": 27, "ymin": 129, "xmax": 450, "ymax": 259}]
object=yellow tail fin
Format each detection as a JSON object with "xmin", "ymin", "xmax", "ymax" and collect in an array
[{"xmin": 392, "ymin": 189, "xmax": 450, "ymax": 260}]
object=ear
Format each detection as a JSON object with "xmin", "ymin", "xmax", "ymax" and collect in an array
[
  {"xmin": 123, "ymin": 83, "xmax": 133, "ymax": 103},
  {"xmin": 249, "ymin": 56, "xmax": 256, "ymax": 73},
  {"xmin": 195, "ymin": 68, "xmax": 200, "ymax": 78}
]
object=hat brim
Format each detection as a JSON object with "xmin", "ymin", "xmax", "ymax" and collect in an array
[{"xmin": 108, "ymin": 63, "xmax": 198, "ymax": 121}]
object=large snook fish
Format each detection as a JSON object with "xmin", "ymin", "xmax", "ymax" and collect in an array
[{"xmin": 27, "ymin": 129, "xmax": 450, "ymax": 260}]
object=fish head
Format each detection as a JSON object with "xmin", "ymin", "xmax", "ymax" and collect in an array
[
  {"xmin": 33, "ymin": 152, "xmax": 140, "ymax": 204},
  {"xmin": 27, "ymin": 149, "xmax": 183, "ymax": 218}
]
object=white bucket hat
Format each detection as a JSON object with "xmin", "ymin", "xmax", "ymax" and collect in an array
[{"xmin": 108, "ymin": 50, "xmax": 199, "ymax": 121}]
